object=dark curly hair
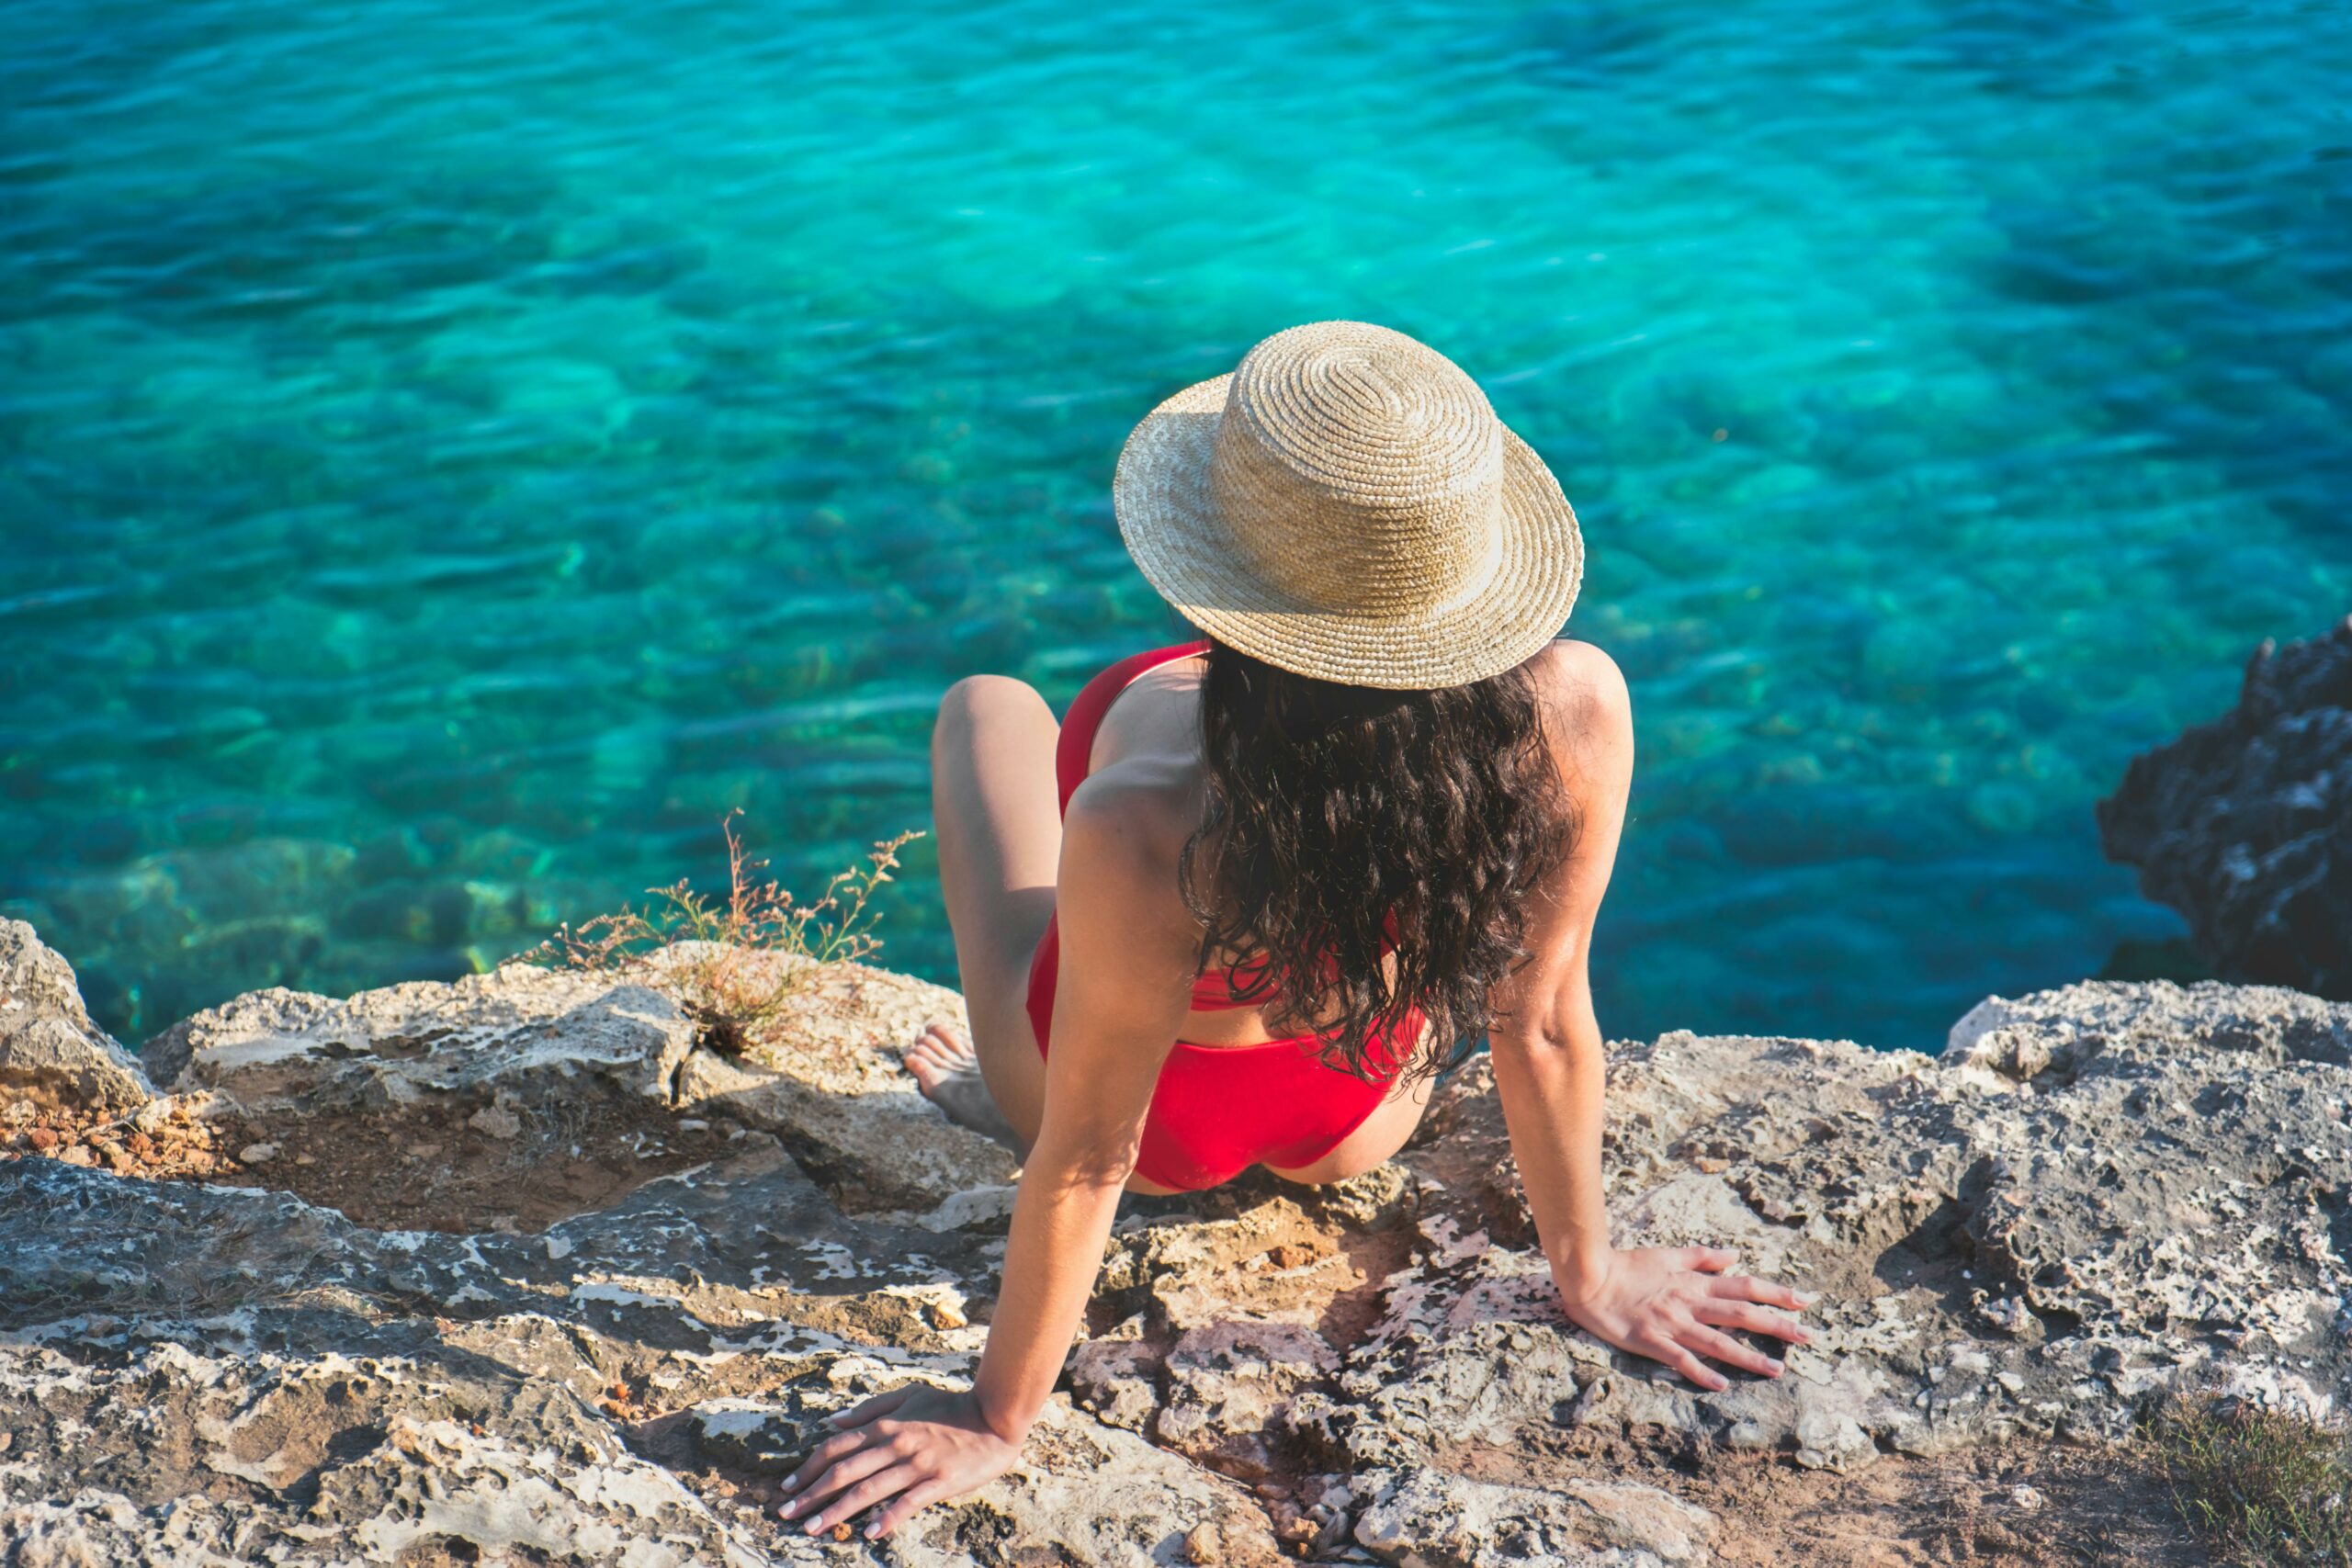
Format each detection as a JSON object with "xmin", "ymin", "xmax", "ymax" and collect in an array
[{"xmin": 1176, "ymin": 638, "xmax": 1576, "ymax": 1085}]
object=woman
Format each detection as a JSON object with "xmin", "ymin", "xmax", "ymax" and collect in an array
[{"xmin": 781, "ymin": 321, "xmax": 1814, "ymax": 1540}]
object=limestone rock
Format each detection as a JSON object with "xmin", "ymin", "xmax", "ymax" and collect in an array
[
  {"xmin": 153, "ymin": 961, "xmax": 698, "ymax": 1115},
  {"xmin": 1155, "ymin": 1318, "xmax": 1340, "ymax": 1480},
  {"xmin": 1342, "ymin": 979, "xmax": 2352, "ymax": 1508},
  {"xmin": 685, "ymin": 1392, "xmax": 1286, "ymax": 1566},
  {"xmin": 3, "ymin": 923, "xmax": 2347, "ymax": 1564},
  {"xmin": 651, "ymin": 944, "xmax": 1019, "ymax": 1213},
  {"xmin": 0, "ymin": 919, "xmax": 153, "ymax": 1111},
  {"xmin": 2100, "ymin": 615, "xmax": 2352, "ymax": 996},
  {"xmin": 1949, "ymin": 976, "xmax": 2352, "ymax": 1079},
  {"xmin": 1940, "ymin": 980, "xmax": 2352, "ymax": 1386},
  {"xmin": 1354, "ymin": 1468, "xmax": 1716, "ymax": 1568},
  {"xmin": 1069, "ymin": 1333, "xmax": 1163, "ymax": 1431}
]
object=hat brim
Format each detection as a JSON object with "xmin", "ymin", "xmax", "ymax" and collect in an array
[{"xmin": 1113, "ymin": 373, "xmax": 1585, "ymax": 690}]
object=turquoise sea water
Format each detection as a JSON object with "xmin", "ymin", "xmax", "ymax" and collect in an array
[{"xmin": 6, "ymin": 1, "xmax": 2349, "ymax": 1052}]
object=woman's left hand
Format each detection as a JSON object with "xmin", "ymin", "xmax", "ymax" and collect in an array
[{"xmin": 777, "ymin": 1383, "xmax": 1023, "ymax": 1541}]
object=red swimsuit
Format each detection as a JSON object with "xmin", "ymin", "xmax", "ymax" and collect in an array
[{"xmin": 1023, "ymin": 642, "xmax": 1422, "ymax": 1191}]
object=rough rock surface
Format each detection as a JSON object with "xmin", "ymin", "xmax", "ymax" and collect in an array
[
  {"xmin": 153, "ymin": 965, "xmax": 699, "ymax": 1112},
  {"xmin": 0, "ymin": 918, "xmax": 153, "ymax": 1111},
  {"xmin": 646, "ymin": 945, "xmax": 1019, "ymax": 1215},
  {"xmin": 2, "ymin": 917, "xmax": 2344, "ymax": 1564},
  {"xmin": 2100, "ymin": 615, "xmax": 2352, "ymax": 997}
]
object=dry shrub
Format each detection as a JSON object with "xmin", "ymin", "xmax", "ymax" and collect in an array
[
  {"xmin": 526, "ymin": 812, "xmax": 922, "ymax": 1055},
  {"xmin": 2160, "ymin": 1394, "xmax": 2352, "ymax": 1567}
]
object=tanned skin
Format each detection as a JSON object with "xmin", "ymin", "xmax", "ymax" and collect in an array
[{"xmin": 777, "ymin": 640, "xmax": 1815, "ymax": 1541}]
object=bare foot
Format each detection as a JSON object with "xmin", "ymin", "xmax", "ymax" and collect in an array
[{"xmin": 902, "ymin": 1021, "xmax": 1018, "ymax": 1148}]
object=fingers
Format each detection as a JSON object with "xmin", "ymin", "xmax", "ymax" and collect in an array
[
  {"xmin": 786, "ymin": 1438, "xmax": 903, "ymax": 1523},
  {"xmin": 1692, "ymin": 1298, "xmax": 1813, "ymax": 1346},
  {"xmin": 866, "ymin": 1475, "xmax": 954, "ymax": 1540},
  {"xmin": 1672, "ymin": 1247, "xmax": 1740, "ymax": 1274},
  {"xmin": 1705, "ymin": 1273, "xmax": 1819, "ymax": 1314},
  {"xmin": 1637, "ymin": 1331, "xmax": 1728, "ymax": 1393},
  {"xmin": 794, "ymin": 1461, "xmax": 920, "ymax": 1537},
  {"xmin": 1683, "ymin": 1323, "xmax": 1784, "ymax": 1380},
  {"xmin": 780, "ymin": 1432, "xmax": 853, "ymax": 1497},
  {"xmin": 780, "ymin": 1427, "xmax": 868, "ymax": 1497},
  {"xmin": 777, "ymin": 1390, "xmax": 917, "ymax": 1497}
]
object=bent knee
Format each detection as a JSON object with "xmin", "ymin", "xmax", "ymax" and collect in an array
[{"xmin": 934, "ymin": 673, "xmax": 1050, "ymax": 743}]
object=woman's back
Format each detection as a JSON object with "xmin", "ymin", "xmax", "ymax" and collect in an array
[
  {"xmin": 1067, "ymin": 636, "xmax": 1610, "ymax": 1050},
  {"xmin": 1058, "ymin": 644, "xmax": 1354, "ymax": 1048}
]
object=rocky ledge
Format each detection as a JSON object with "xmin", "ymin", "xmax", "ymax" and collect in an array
[
  {"xmin": 2101, "ymin": 614, "xmax": 2352, "ymax": 998},
  {"xmin": 2, "ymin": 914, "xmax": 2346, "ymax": 1565}
]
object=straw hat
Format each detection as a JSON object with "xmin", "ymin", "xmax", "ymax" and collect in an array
[{"xmin": 1114, "ymin": 321, "xmax": 1582, "ymax": 690}]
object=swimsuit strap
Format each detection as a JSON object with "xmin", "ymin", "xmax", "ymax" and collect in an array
[
  {"xmin": 1053, "ymin": 641, "xmax": 1211, "ymax": 816},
  {"xmin": 1049, "ymin": 640, "xmax": 1265, "ymax": 1010}
]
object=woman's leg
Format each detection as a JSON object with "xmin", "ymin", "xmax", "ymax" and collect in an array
[{"xmin": 910, "ymin": 675, "xmax": 1060, "ymax": 1154}]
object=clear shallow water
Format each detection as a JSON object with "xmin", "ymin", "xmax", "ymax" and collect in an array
[{"xmin": 5, "ymin": 1, "xmax": 2349, "ymax": 1051}]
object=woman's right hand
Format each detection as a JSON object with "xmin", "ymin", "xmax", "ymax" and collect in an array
[
  {"xmin": 777, "ymin": 1384, "xmax": 1024, "ymax": 1541},
  {"xmin": 1552, "ymin": 1246, "xmax": 1816, "ymax": 1392}
]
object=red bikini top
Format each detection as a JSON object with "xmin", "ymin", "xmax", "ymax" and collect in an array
[{"xmin": 1055, "ymin": 643, "xmax": 1392, "ymax": 1012}]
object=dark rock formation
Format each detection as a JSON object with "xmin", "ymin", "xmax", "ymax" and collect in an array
[{"xmin": 2100, "ymin": 615, "xmax": 2352, "ymax": 997}]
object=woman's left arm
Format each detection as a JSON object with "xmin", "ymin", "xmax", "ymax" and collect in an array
[{"xmin": 1487, "ymin": 643, "xmax": 1815, "ymax": 1389}]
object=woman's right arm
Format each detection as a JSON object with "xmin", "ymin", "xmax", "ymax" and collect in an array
[
  {"xmin": 776, "ymin": 782, "xmax": 1198, "ymax": 1541},
  {"xmin": 1490, "ymin": 643, "xmax": 1815, "ymax": 1387}
]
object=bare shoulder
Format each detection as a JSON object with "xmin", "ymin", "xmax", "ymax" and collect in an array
[
  {"xmin": 1056, "ymin": 761, "xmax": 1204, "ymax": 964},
  {"xmin": 1060, "ymin": 758, "xmax": 1201, "ymax": 878},
  {"xmin": 1526, "ymin": 638, "xmax": 1634, "ymax": 758}
]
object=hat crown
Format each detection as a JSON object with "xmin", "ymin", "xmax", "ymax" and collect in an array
[{"xmin": 1208, "ymin": 321, "xmax": 1506, "ymax": 616}]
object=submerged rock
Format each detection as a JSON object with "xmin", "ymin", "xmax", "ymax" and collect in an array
[
  {"xmin": 1, "ymin": 920, "xmax": 2345, "ymax": 1564},
  {"xmin": 2100, "ymin": 615, "xmax": 2352, "ymax": 997}
]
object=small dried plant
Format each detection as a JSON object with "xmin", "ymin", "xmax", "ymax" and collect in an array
[
  {"xmin": 2161, "ymin": 1394, "xmax": 2352, "ymax": 1567},
  {"xmin": 526, "ymin": 812, "xmax": 922, "ymax": 1056}
]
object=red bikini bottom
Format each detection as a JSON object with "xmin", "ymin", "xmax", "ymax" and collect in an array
[{"xmin": 1023, "ymin": 917, "xmax": 1421, "ymax": 1191}]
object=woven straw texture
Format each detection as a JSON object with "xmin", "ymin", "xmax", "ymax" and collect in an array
[{"xmin": 1114, "ymin": 321, "xmax": 1582, "ymax": 689}]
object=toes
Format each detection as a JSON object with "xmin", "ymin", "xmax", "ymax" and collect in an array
[
  {"xmin": 901, "ymin": 1032, "xmax": 966, "ymax": 1086},
  {"xmin": 901, "ymin": 1023, "xmax": 978, "ymax": 1096}
]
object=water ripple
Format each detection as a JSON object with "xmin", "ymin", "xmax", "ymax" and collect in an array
[{"xmin": 3, "ymin": 0, "xmax": 2347, "ymax": 1047}]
